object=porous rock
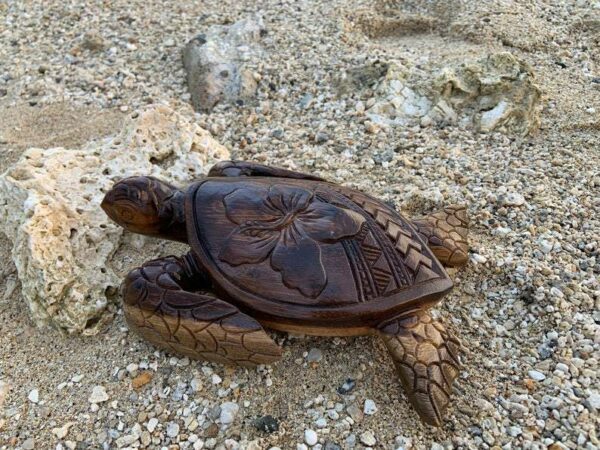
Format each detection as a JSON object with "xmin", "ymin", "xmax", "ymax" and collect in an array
[
  {"xmin": 0, "ymin": 104, "xmax": 229, "ymax": 334},
  {"xmin": 183, "ymin": 15, "xmax": 265, "ymax": 111},
  {"xmin": 365, "ymin": 52, "xmax": 542, "ymax": 135}
]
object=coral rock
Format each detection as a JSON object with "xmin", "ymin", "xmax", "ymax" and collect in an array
[
  {"xmin": 365, "ymin": 52, "xmax": 542, "ymax": 135},
  {"xmin": 183, "ymin": 15, "xmax": 265, "ymax": 112},
  {"xmin": 0, "ymin": 105, "xmax": 229, "ymax": 334}
]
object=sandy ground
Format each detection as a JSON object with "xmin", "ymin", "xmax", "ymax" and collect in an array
[{"xmin": 0, "ymin": 0, "xmax": 599, "ymax": 449}]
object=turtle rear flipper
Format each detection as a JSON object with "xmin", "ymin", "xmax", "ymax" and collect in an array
[
  {"xmin": 121, "ymin": 254, "xmax": 282, "ymax": 367},
  {"xmin": 378, "ymin": 312, "xmax": 462, "ymax": 426},
  {"xmin": 412, "ymin": 205, "xmax": 469, "ymax": 267}
]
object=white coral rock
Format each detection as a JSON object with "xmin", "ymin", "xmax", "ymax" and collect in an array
[
  {"xmin": 366, "ymin": 52, "xmax": 541, "ymax": 136},
  {"xmin": 0, "ymin": 104, "xmax": 229, "ymax": 334}
]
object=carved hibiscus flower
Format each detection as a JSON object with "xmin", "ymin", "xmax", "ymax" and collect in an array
[{"xmin": 220, "ymin": 185, "xmax": 365, "ymax": 298}]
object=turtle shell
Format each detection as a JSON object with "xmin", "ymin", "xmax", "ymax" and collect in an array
[{"xmin": 185, "ymin": 178, "xmax": 452, "ymax": 327}]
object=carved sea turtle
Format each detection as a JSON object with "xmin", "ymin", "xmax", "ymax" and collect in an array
[{"xmin": 101, "ymin": 160, "xmax": 469, "ymax": 426}]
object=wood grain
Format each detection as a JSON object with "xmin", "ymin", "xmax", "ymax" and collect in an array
[
  {"xmin": 185, "ymin": 178, "xmax": 453, "ymax": 326},
  {"xmin": 121, "ymin": 255, "xmax": 282, "ymax": 367},
  {"xmin": 102, "ymin": 161, "xmax": 471, "ymax": 427}
]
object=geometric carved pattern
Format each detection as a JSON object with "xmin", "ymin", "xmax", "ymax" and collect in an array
[
  {"xmin": 340, "ymin": 192, "xmax": 439, "ymax": 284},
  {"xmin": 378, "ymin": 312, "xmax": 462, "ymax": 427},
  {"xmin": 342, "ymin": 225, "xmax": 398, "ymax": 302},
  {"xmin": 373, "ymin": 257, "xmax": 393, "ymax": 292},
  {"xmin": 361, "ymin": 230, "xmax": 394, "ymax": 294},
  {"xmin": 341, "ymin": 227, "xmax": 376, "ymax": 302},
  {"xmin": 343, "ymin": 217, "xmax": 414, "ymax": 301}
]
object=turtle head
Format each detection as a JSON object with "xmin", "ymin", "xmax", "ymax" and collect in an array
[{"xmin": 101, "ymin": 176, "xmax": 187, "ymax": 242}]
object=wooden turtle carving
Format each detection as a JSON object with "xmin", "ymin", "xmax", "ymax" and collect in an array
[{"xmin": 101, "ymin": 161, "xmax": 469, "ymax": 426}]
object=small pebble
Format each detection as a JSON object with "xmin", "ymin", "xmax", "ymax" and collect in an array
[
  {"xmin": 255, "ymin": 415, "xmax": 279, "ymax": 433},
  {"xmin": 314, "ymin": 131, "xmax": 329, "ymax": 144},
  {"xmin": 539, "ymin": 239, "xmax": 554, "ymax": 254},
  {"xmin": 346, "ymin": 403, "xmax": 364, "ymax": 422},
  {"xmin": 28, "ymin": 389, "xmax": 39, "ymax": 404},
  {"xmin": 51, "ymin": 423, "xmax": 73, "ymax": 439},
  {"xmin": 346, "ymin": 434, "xmax": 356, "ymax": 447},
  {"xmin": 587, "ymin": 393, "xmax": 600, "ymax": 409},
  {"xmin": 360, "ymin": 431, "xmax": 376, "ymax": 446},
  {"xmin": 503, "ymin": 192, "xmax": 525, "ymax": 206},
  {"xmin": 337, "ymin": 378, "xmax": 356, "ymax": 394},
  {"xmin": 190, "ymin": 377, "xmax": 203, "ymax": 392},
  {"xmin": 132, "ymin": 371, "xmax": 153, "ymax": 389},
  {"xmin": 304, "ymin": 429, "xmax": 318, "ymax": 446},
  {"xmin": 307, "ymin": 348, "xmax": 323, "ymax": 363},
  {"xmin": 116, "ymin": 434, "xmax": 138, "ymax": 448},
  {"xmin": 528, "ymin": 370, "xmax": 546, "ymax": 381},
  {"xmin": 147, "ymin": 417, "xmax": 158, "ymax": 433},
  {"xmin": 324, "ymin": 443, "xmax": 341, "ymax": 450},
  {"xmin": 364, "ymin": 121, "xmax": 379, "ymax": 134},
  {"xmin": 166, "ymin": 422, "xmax": 180, "ymax": 438},
  {"xmin": 471, "ymin": 253, "xmax": 487, "ymax": 264},
  {"xmin": 363, "ymin": 399, "xmax": 377, "ymax": 415},
  {"xmin": 88, "ymin": 386, "xmax": 109, "ymax": 404},
  {"xmin": 219, "ymin": 402, "xmax": 239, "ymax": 425}
]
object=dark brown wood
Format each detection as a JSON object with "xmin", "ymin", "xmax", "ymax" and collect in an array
[
  {"xmin": 185, "ymin": 177, "xmax": 452, "ymax": 328},
  {"xmin": 102, "ymin": 160, "xmax": 471, "ymax": 427},
  {"xmin": 101, "ymin": 176, "xmax": 187, "ymax": 243},
  {"xmin": 121, "ymin": 254, "xmax": 282, "ymax": 367},
  {"xmin": 378, "ymin": 312, "xmax": 462, "ymax": 427}
]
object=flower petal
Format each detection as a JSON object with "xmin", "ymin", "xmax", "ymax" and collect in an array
[
  {"xmin": 271, "ymin": 233, "xmax": 326, "ymax": 298},
  {"xmin": 223, "ymin": 187, "xmax": 281, "ymax": 225},
  {"xmin": 219, "ymin": 227, "xmax": 279, "ymax": 265},
  {"xmin": 266, "ymin": 185, "xmax": 312, "ymax": 215},
  {"xmin": 298, "ymin": 202, "xmax": 365, "ymax": 242}
]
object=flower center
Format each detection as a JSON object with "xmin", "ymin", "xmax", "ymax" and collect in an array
[{"xmin": 280, "ymin": 212, "xmax": 297, "ymax": 228}]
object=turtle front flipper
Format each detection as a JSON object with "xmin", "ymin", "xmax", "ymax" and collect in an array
[
  {"xmin": 121, "ymin": 254, "xmax": 282, "ymax": 367},
  {"xmin": 208, "ymin": 160, "xmax": 326, "ymax": 181},
  {"xmin": 377, "ymin": 312, "xmax": 462, "ymax": 426},
  {"xmin": 412, "ymin": 205, "xmax": 469, "ymax": 267}
]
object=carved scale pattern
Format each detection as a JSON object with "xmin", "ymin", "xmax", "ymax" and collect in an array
[
  {"xmin": 378, "ymin": 313, "xmax": 462, "ymax": 426},
  {"xmin": 412, "ymin": 205, "xmax": 469, "ymax": 267},
  {"xmin": 121, "ymin": 256, "xmax": 282, "ymax": 367}
]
